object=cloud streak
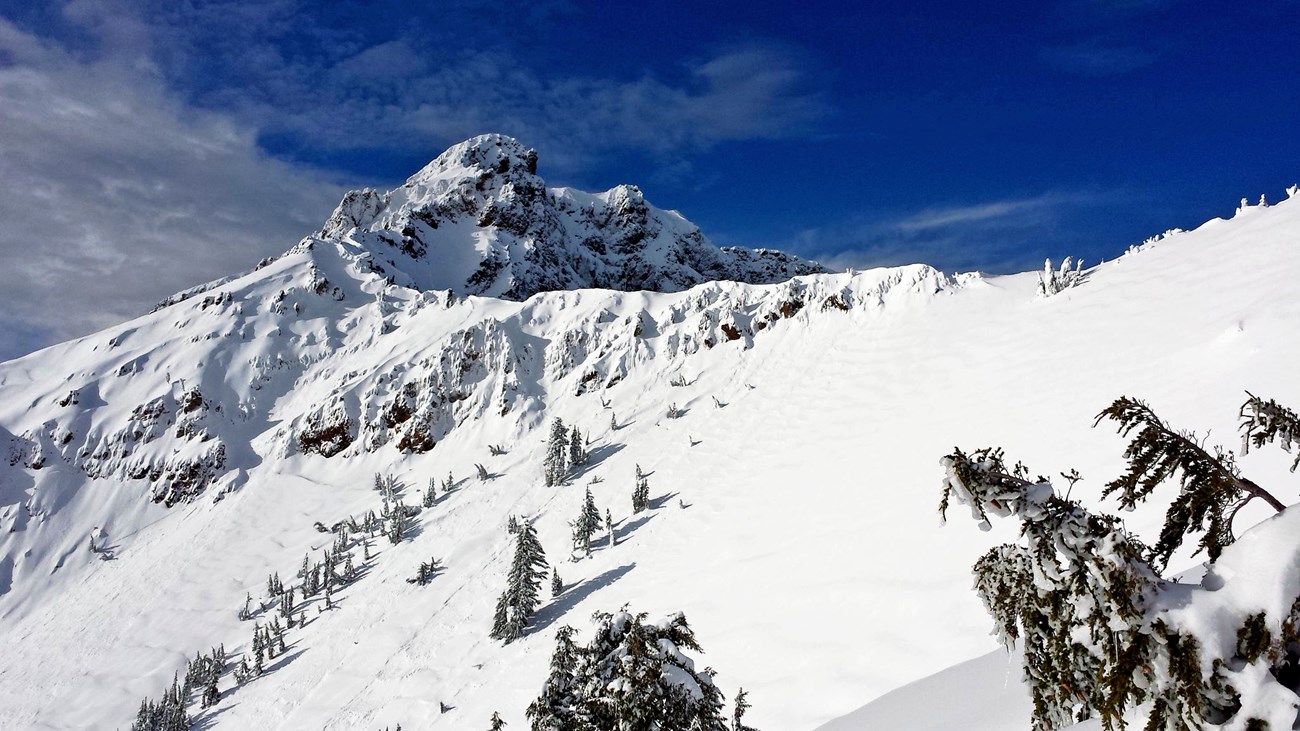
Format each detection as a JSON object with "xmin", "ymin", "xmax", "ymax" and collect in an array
[{"xmin": 792, "ymin": 191, "xmax": 1115, "ymax": 275}]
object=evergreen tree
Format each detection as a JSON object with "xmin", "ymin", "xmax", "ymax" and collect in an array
[
  {"xmin": 423, "ymin": 477, "xmax": 437, "ymax": 508},
  {"xmin": 201, "ymin": 677, "xmax": 219, "ymax": 709},
  {"xmin": 938, "ymin": 439, "xmax": 1254, "ymax": 731},
  {"xmin": 551, "ymin": 568, "xmax": 563, "ymax": 598},
  {"xmin": 525, "ymin": 610, "xmax": 730, "ymax": 731},
  {"xmin": 732, "ymin": 688, "xmax": 757, "ymax": 731},
  {"xmin": 632, "ymin": 471, "xmax": 650, "ymax": 513},
  {"xmin": 489, "ymin": 711, "xmax": 507, "ymax": 730},
  {"xmin": 544, "ymin": 418, "xmax": 569, "ymax": 487},
  {"xmin": 387, "ymin": 507, "xmax": 406, "ymax": 545},
  {"xmin": 568, "ymin": 426, "xmax": 586, "ymax": 469},
  {"xmin": 490, "ymin": 521, "xmax": 549, "ymax": 643},
  {"xmin": 571, "ymin": 488, "xmax": 601, "ymax": 557},
  {"xmin": 526, "ymin": 625, "xmax": 580, "ymax": 731},
  {"xmin": 605, "ymin": 509, "xmax": 614, "ymax": 549}
]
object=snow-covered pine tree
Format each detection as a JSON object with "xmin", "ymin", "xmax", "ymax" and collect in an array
[
  {"xmin": 489, "ymin": 711, "xmax": 506, "ymax": 730},
  {"xmin": 632, "ymin": 472, "xmax": 650, "ymax": 513},
  {"xmin": 387, "ymin": 506, "xmax": 406, "ymax": 545},
  {"xmin": 525, "ymin": 625, "xmax": 580, "ymax": 730},
  {"xmin": 568, "ymin": 426, "xmax": 586, "ymax": 469},
  {"xmin": 936, "ymin": 416, "xmax": 1300, "ymax": 731},
  {"xmin": 507, "ymin": 514, "xmax": 521, "ymax": 534},
  {"xmin": 489, "ymin": 521, "xmax": 549, "ymax": 643},
  {"xmin": 551, "ymin": 568, "xmax": 563, "ymax": 598},
  {"xmin": 544, "ymin": 418, "xmax": 569, "ymax": 487},
  {"xmin": 525, "ymin": 609, "xmax": 729, "ymax": 731},
  {"xmin": 422, "ymin": 477, "xmax": 437, "ymax": 508},
  {"xmin": 605, "ymin": 509, "xmax": 614, "ymax": 549},
  {"xmin": 940, "ymin": 446, "xmax": 1169, "ymax": 730},
  {"xmin": 201, "ymin": 675, "xmax": 219, "ymax": 710},
  {"xmin": 570, "ymin": 488, "xmax": 601, "ymax": 557},
  {"xmin": 1038, "ymin": 256, "xmax": 1084, "ymax": 296}
]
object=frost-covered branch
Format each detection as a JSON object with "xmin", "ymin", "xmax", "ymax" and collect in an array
[
  {"xmin": 1240, "ymin": 391, "xmax": 1300, "ymax": 472},
  {"xmin": 1096, "ymin": 397, "xmax": 1284, "ymax": 565}
]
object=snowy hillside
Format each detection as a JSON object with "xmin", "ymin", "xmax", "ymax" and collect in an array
[{"xmin": 1, "ymin": 141, "xmax": 1299, "ymax": 730}]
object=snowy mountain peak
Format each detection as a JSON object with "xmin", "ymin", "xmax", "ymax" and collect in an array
[
  {"xmin": 405, "ymin": 133, "xmax": 539, "ymax": 185},
  {"xmin": 313, "ymin": 135, "xmax": 827, "ymax": 301}
]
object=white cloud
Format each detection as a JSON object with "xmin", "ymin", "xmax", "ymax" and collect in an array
[
  {"xmin": 788, "ymin": 191, "xmax": 1116, "ymax": 275},
  {"xmin": 0, "ymin": 18, "xmax": 347, "ymax": 360}
]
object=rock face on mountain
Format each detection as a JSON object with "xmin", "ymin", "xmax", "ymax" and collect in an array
[{"xmin": 315, "ymin": 134, "xmax": 827, "ymax": 299}]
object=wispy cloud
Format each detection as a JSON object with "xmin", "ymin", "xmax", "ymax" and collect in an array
[
  {"xmin": 788, "ymin": 191, "xmax": 1116, "ymax": 275},
  {"xmin": 217, "ymin": 41, "xmax": 826, "ymax": 172},
  {"xmin": 1040, "ymin": 43, "xmax": 1159, "ymax": 76},
  {"xmin": 1039, "ymin": 0, "xmax": 1174, "ymax": 76},
  {"xmin": 0, "ymin": 16, "xmax": 346, "ymax": 360}
]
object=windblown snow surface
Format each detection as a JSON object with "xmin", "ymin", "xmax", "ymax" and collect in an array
[{"xmin": 1, "ymin": 177, "xmax": 1299, "ymax": 730}]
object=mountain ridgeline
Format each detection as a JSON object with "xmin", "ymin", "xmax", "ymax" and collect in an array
[{"xmin": 317, "ymin": 133, "xmax": 826, "ymax": 299}]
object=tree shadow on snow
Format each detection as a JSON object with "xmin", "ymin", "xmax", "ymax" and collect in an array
[
  {"xmin": 647, "ymin": 491, "xmax": 678, "ymax": 510},
  {"xmin": 528, "ymin": 563, "xmax": 636, "ymax": 637},
  {"xmin": 192, "ymin": 702, "xmax": 235, "ymax": 730},
  {"xmin": 613, "ymin": 513, "xmax": 655, "ymax": 544},
  {"xmin": 568, "ymin": 443, "xmax": 626, "ymax": 482}
]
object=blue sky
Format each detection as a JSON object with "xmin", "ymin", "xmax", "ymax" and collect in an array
[{"xmin": 0, "ymin": 0, "xmax": 1297, "ymax": 358}]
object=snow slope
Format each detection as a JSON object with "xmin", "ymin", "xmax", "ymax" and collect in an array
[{"xmin": 1, "ymin": 155, "xmax": 1299, "ymax": 730}]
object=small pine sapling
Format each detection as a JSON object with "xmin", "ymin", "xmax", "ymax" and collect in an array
[
  {"xmin": 551, "ymin": 568, "xmax": 563, "ymax": 597},
  {"xmin": 733, "ymin": 688, "xmax": 757, "ymax": 731}
]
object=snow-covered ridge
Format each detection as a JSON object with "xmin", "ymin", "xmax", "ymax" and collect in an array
[{"xmin": 0, "ymin": 212, "xmax": 949, "ymax": 612}]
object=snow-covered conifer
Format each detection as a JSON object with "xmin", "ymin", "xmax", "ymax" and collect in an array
[
  {"xmin": 543, "ymin": 417, "xmax": 570, "ymax": 487},
  {"xmin": 489, "ymin": 521, "xmax": 548, "ymax": 643},
  {"xmin": 632, "ymin": 472, "xmax": 650, "ymax": 513},
  {"xmin": 422, "ymin": 477, "xmax": 437, "ymax": 508},
  {"xmin": 524, "ymin": 610, "xmax": 729, "ymax": 730},
  {"xmin": 551, "ymin": 568, "xmax": 562, "ymax": 598},
  {"xmin": 568, "ymin": 426, "xmax": 585, "ymax": 469},
  {"xmin": 525, "ymin": 625, "xmax": 579, "ymax": 730},
  {"xmin": 570, "ymin": 488, "xmax": 601, "ymax": 557},
  {"xmin": 489, "ymin": 711, "xmax": 506, "ymax": 730},
  {"xmin": 605, "ymin": 509, "xmax": 614, "ymax": 549}
]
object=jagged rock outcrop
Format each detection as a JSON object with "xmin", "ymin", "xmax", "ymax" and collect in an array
[{"xmin": 314, "ymin": 134, "xmax": 827, "ymax": 299}]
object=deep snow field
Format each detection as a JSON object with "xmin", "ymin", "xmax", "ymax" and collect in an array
[{"xmin": 2, "ymin": 189, "xmax": 1299, "ymax": 730}]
